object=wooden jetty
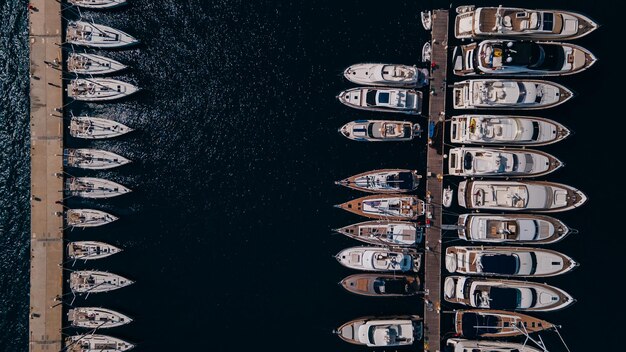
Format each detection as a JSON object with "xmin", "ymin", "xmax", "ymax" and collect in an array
[
  {"xmin": 28, "ymin": 0, "xmax": 64, "ymax": 351},
  {"xmin": 423, "ymin": 9, "xmax": 449, "ymax": 352}
]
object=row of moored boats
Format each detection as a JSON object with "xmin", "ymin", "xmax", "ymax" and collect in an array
[{"xmin": 330, "ymin": 5, "xmax": 597, "ymax": 350}]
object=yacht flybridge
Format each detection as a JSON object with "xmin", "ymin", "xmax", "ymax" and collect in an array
[
  {"xmin": 67, "ymin": 78, "xmax": 139, "ymax": 101},
  {"xmin": 65, "ymin": 177, "xmax": 131, "ymax": 199},
  {"xmin": 338, "ymin": 87, "xmax": 423, "ymax": 114},
  {"xmin": 449, "ymin": 115, "xmax": 571, "ymax": 146},
  {"xmin": 69, "ymin": 116, "xmax": 133, "ymax": 139},
  {"xmin": 339, "ymin": 120, "xmax": 421, "ymax": 142},
  {"xmin": 67, "ymin": 53, "xmax": 127, "ymax": 75},
  {"xmin": 454, "ymin": 310, "xmax": 555, "ymax": 338},
  {"xmin": 447, "ymin": 147, "xmax": 562, "ymax": 177},
  {"xmin": 70, "ymin": 270, "xmax": 133, "ymax": 294},
  {"xmin": 453, "ymin": 79, "xmax": 573, "ymax": 109},
  {"xmin": 458, "ymin": 180, "xmax": 587, "ymax": 212},
  {"xmin": 68, "ymin": 307, "xmax": 132, "ymax": 329},
  {"xmin": 67, "ymin": 241, "xmax": 122, "ymax": 261},
  {"xmin": 343, "ymin": 63, "xmax": 429, "ymax": 87},
  {"xmin": 335, "ymin": 246, "xmax": 422, "ymax": 273},
  {"xmin": 66, "ymin": 208, "xmax": 118, "ymax": 228},
  {"xmin": 453, "ymin": 40, "xmax": 596, "ymax": 76},
  {"xmin": 445, "ymin": 246, "xmax": 577, "ymax": 277},
  {"xmin": 64, "ymin": 148, "xmax": 131, "ymax": 170},
  {"xmin": 66, "ymin": 21, "xmax": 137, "ymax": 48},
  {"xmin": 334, "ymin": 220, "xmax": 423, "ymax": 246},
  {"xmin": 336, "ymin": 169, "xmax": 421, "ymax": 193},
  {"xmin": 65, "ymin": 334, "xmax": 134, "ymax": 352},
  {"xmin": 457, "ymin": 213, "xmax": 571, "ymax": 245},
  {"xmin": 335, "ymin": 195, "xmax": 425, "ymax": 220},
  {"xmin": 454, "ymin": 6, "xmax": 599, "ymax": 40},
  {"xmin": 444, "ymin": 275, "xmax": 574, "ymax": 312},
  {"xmin": 68, "ymin": 0, "xmax": 127, "ymax": 9},
  {"xmin": 335, "ymin": 315, "xmax": 423, "ymax": 347}
]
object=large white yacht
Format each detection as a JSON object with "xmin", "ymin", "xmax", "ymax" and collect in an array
[
  {"xmin": 445, "ymin": 246, "xmax": 577, "ymax": 277},
  {"xmin": 457, "ymin": 213, "xmax": 571, "ymax": 245},
  {"xmin": 335, "ymin": 246, "xmax": 421, "ymax": 273},
  {"xmin": 447, "ymin": 147, "xmax": 562, "ymax": 177},
  {"xmin": 447, "ymin": 338, "xmax": 543, "ymax": 352},
  {"xmin": 65, "ymin": 177, "xmax": 131, "ymax": 199},
  {"xmin": 454, "ymin": 6, "xmax": 599, "ymax": 40},
  {"xmin": 66, "ymin": 21, "xmax": 137, "ymax": 48},
  {"xmin": 444, "ymin": 275, "xmax": 574, "ymax": 312},
  {"xmin": 449, "ymin": 115, "xmax": 571, "ymax": 146},
  {"xmin": 68, "ymin": 307, "xmax": 132, "ymax": 329},
  {"xmin": 453, "ymin": 79, "xmax": 573, "ymax": 109},
  {"xmin": 458, "ymin": 180, "xmax": 587, "ymax": 212},
  {"xmin": 334, "ymin": 220, "xmax": 423, "ymax": 247},
  {"xmin": 339, "ymin": 120, "xmax": 421, "ymax": 141},
  {"xmin": 343, "ymin": 63, "xmax": 429, "ymax": 87},
  {"xmin": 338, "ymin": 87, "xmax": 423, "ymax": 114},
  {"xmin": 67, "ymin": 53, "xmax": 127, "ymax": 76},
  {"xmin": 69, "ymin": 116, "xmax": 133, "ymax": 139},
  {"xmin": 67, "ymin": 78, "xmax": 139, "ymax": 101},
  {"xmin": 335, "ymin": 315, "xmax": 422, "ymax": 347},
  {"xmin": 66, "ymin": 208, "xmax": 118, "ymax": 228},
  {"xmin": 453, "ymin": 40, "xmax": 596, "ymax": 76},
  {"xmin": 65, "ymin": 334, "xmax": 134, "ymax": 352},
  {"xmin": 335, "ymin": 195, "xmax": 425, "ymax": 220},
  {"xmin": 70, "ymin": 270, "xmax": 133, "ymax": 294},
  {"xmin": 336, "ymin": 169, "xmax": 421, "ymax": 193},
  {"xmin": 64, "ymin": 148, "xmax": 131, "ymax": 170},
  {"xmin": 67, "ymin": 241, "xmax": 122, "ymax": 261}
]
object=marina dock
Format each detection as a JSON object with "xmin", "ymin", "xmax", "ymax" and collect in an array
[
  {"xmin": 28, "ymin": 0, "xmax": 64, "ymax": 351},
  {"xmin": 423, "ymin": 9, "xmax": 448, "ymax": 352}
]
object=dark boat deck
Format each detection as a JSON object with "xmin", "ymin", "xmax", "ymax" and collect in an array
[{"xmin": 423, "ymin": 9, "xmax": 449, "ymax": 352}]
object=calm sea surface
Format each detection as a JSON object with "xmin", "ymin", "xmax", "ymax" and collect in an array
[{"xmin": 0, "ymin": 0, "xmax": 622, "ymax": 350}]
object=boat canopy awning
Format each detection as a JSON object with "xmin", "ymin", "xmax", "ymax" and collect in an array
[{"xmin": 480, "ymin": 254, "xmax": 519, "ymax": 275}]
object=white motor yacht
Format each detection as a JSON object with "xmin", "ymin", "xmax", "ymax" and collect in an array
[
  {"xmin": 335, "ymin": 246, "xmax": 421, "ymax": 273},
  {"xmin": 336, "ymin": 169, "xmax": 421, "ymax": 193},
  {"xmin": 338, "ymin": 87, "xmax": 423, "ymax": 114},
  {"xmin": 65, "ymin": 177, "xmax": 131, "ymax": 199},
  {"xmin": 67, "ymin": 53, "xmax": 127, "ymax": 75},
  {"xmin": 454, "ymin": 6, "xmax": 599, "ymax": 40},
  {"xmin": 457, "ymin": 213, "xmax": 571, "ymax": 245},
  {"xmin": 64, "ymin": 148, "xmax": 131, "ymax": 170},
  {"xmin": 335, "ymin": 315, "xmax": 422, "ymax": 347},
  {"xmin": 447, "ymin": 338, "xmax": 543, "ymax": 352},
  {"xmin": 66, "ymin": 208, "xmax": 118, "ymax": 228},
  {"xmin": 458, "ymin": 180, "xmax": 587, "ymax": 212},
  {"xmin": 339, "ymin": 120, "xmax": 421, "ymax": 141},
  {"xmin": 453, "ymin": 79, "xmax": 573, "ymax": 109},
  {"xmin": 68, "ymin": 307, "xmax": 132, "ymax": 329},
  {"xmin": 343, "ymin": 63, "xmax": 429, "ymax": 87},
  {"xmin": 67, "ymin": 78, "xmax": 139, "ymax": 101},
  {"xmin": 67, "ymin": 241, "xmax": 122, "ymax": 261},
  {"xmin": 335, "ymin": 195, "xmax": 425, "ymax": 220},
  {"xmin": 445, "ymin": 246, "xmax": 578, "ymax": 277},
  {"xmin": 447, "ymin": 147, "xmax": 562, "ymax": 177},
  {"xmin": 453, "ymin": 40, "xmax": 596, "ymax": 76},
  {"xmin": 444, "ymin": 275, "xmax": 574, "ymax": 312},
  {"xmin": 69, "ymin": 116, "xmax": 133, "ymax": 139},
  {"xmin": 449, "ymin": 115, "xmax": 571, "ymax": 146},
  {"xmin": 65, "ymin": 334, "xmax": 134, "ymax": 352},
  {"xmin": 334, "ymin": 220, "xmax": 423, "ymax": 247},
  {"xmin": 70, "ymin": 270, "xmax": 133, "ymax": 294},
  {"xmin": 66, "ymin": 21, "xmax": 137, "ymax": 48}
]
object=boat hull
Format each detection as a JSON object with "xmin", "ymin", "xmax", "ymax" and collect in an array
[
  {"xmin": 340, "ymin": 273, "xmax": 420, "ymax": 297},
  {"xmin": 335, "ymin": 194, "xmax": 425, "ymax": 220}
]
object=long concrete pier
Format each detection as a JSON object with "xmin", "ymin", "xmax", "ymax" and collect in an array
[
  {"xmin": 423, "ymin": 9, "xmax": 449, "ymax": 352},
  {"xmin": 28, "ymin": 0, "xmax": 64, "ymax": 351}
]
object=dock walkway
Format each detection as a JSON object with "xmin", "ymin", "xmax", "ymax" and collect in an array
[
  {"xmin": 28, "ymin": 0, "xmax": 64, "ymax": 351},
  {"xmin": 423, "ymin": 9, "xmax": 449, "ymax": 352}
]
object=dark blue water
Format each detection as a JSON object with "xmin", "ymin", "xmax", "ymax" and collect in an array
[{"xmin": 1, "ymin": 0, "xmax": 623, "ymax": 350}]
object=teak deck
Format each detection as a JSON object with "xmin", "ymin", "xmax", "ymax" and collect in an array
[
  {"xmin": 28, "ymin": 0, "xmax": 64, "ymax": 351},
  {"xmin": 423, "ymin": 9, "xmax": 449, "ymax": 352}
]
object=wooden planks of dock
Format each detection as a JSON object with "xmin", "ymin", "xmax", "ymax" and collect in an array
[
  {"xmin": 423, "ymin": 9, "xmax": 449, "ymax": 352},
  {"xmin": 28, "ymin": 0, "xmax": 64, "ymax": 351}
]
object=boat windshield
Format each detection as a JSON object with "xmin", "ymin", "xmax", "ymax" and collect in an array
[
  {"xmin": 463, "ymin": 152, "xmax": 473, "ymax": 170},
  {"xmin": 366, "ymin": 90, "xmax": 378, "ymax": 106},
  {"xmin": 486, "ymin": 287, "xmax": 521, "ymax": 309},
  {"xmin": 480, "ymin": 254, "xmax": 520, "ymax": 275}
]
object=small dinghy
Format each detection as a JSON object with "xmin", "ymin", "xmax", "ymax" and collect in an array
[
  {"xmin": 422, "ymin": 42, "xmax": 432, "ymax": 62},
  {"xmin": 421, "ymin": 11, "xmax": 432, "ymax": 30},
  {"xmin": 443, "ymin": 186, "xmax": 453, "ymax": 207}
]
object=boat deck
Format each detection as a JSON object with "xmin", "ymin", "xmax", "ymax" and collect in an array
[
  {"xmin": 423, "ymin": 9, "xmax": 449, "ymax": 352},
  {"xmin": 28, "ymin": 0, "xmax": 64, "ymax": 351}
]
